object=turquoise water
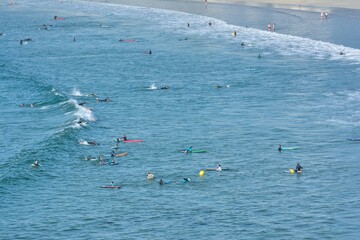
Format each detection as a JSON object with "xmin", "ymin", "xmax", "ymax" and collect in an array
[{"xmin": 1, "ymin": 0, "xmax": 360, "ymax": 239}]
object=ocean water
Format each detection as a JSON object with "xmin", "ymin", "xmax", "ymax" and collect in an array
[{"xmin": 1, "ymin": 0, "xmax": 360, "ymax": 239}]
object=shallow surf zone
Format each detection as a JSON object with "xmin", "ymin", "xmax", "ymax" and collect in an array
[{"xmin": 66, "ymin": 0, "xmax": 360, "ymax": 67}]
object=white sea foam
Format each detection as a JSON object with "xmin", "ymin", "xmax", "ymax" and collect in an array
[
  {"xmin": 70, "ymin": 0, "xmax": 360, "ymax": 66},
  {"xmin": 68, "ymin": 99, "xmax": 96, "ymax": 122},
  {"xmin": 71, "ymin": 88, "xmax": 83, "ymax": 96},
  {"xmin": 147, "ymin": 83, "xmax": 158, "ymax": 90}
]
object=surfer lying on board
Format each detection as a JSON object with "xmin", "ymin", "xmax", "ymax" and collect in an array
[
  {"xmin": 295, "ymin": 163, "xmax": 303, "ymax": 173},
  {"xmin": 122, "ymin": 134, "xmax": 127, "ymax": 141},
  {"xmin": 184, "ymin": 146, "xmax": 193, "ymax": 154},
  {"xmin": 96, "ymin": 97, "xmax": 111, "ymax": 102}
]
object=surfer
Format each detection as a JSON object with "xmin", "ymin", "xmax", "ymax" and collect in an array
[
  {"xmin": 182, "ymin": 178, "xmax": 190, "ymax": 182},
  {"xmin": 184, "ymin": 146, "xmax": 193, "ymax": 154},
  {"xmin": 241, "ymin": 42, "xmax": 245, "ymax": 47},
  {"xmin": 111, "ymin": 150, "xmax": 115, "ymax": 157},
  {"xmin": 159, "ymin": 179, "xmax": 164, "ymax": 185},
  {"xmin": 33, "ymin": 160, "xmax": 39, "ymax": 166},
  {"xmin": 160, "ymin": 86, "xmax": 169, "ymax": 89},
  {"xmin": 208, "ymin": 21, "xmax": 212, "ymax": 26},
  {"xmin": 147, "ymin": 172, "xmax": 155, "ymax": 180},
  {"xmin": 187, "ymin": 23, "xmax": 190, "ymax": 27},
  {"xmin": 96, "ymin": 97, "xmax": 111, "ymax": 102},
  {"xmin": 148, "ymin": 49, "xmax": 152, "ymax": 55},
  {"xmin": 88, "ymin": 141, "xmax": 97, "ymax": 145},
  {"xmin": 77, "ymin": 119, "xmax": 86, "ymax": 125},
  {"xmin": 122, "ymin": 134, "xmax": 127, "ymax": 141},
  {"xmin": 295, "ymin": 163, "xmax": 303, "ymax": 173},
  {"xmin": 278, "ymin": 144, "xmax": 282, "ymax": 152},
  {"xmin": 272, "ymin": 23, "xmax": 276, "ymax": 31},
  {"xmin": 340, "ymin": 51, "xmax": 345, "ymax": 55},
  {"xmin": 267, "ymin": 22, "xmax": 271, "ymax": 31},
  {"xmin": 233, "ymin": 31, "xmax": 237, "ymax": 36},
  {"xmin": 217, "ymin": 164, "xmax": 222, "ymax": 171},
  {"xmin": 110, "ymin": 181, "xmax": 115, "ymax": 186},
  {"xmin": 257, "ymin": 54, "xmax": 262, "ymax": 59}
]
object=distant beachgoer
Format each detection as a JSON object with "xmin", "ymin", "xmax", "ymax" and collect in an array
[
  {"xmin": 272, "ymin": 23, "xmax": 276, "ymax": 31},
  {"xmin": 267, "ymin": 23, "xmax": 271, "ymax": 31},
  {"xmin": 187, "ymin": 23, "xmax": 190, "ymax": 27},
  {"xmin": 233, "ymin": 31, "xmax": 237, "ymax": 36}
]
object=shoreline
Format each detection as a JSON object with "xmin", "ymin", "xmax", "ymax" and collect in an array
[
  {"xmin": 80, "ymin": 0, "xmax": 360, "ymax": 49},
  {"xmin": 83, "ymin": 0, "xmax": 360, "ymax": 13}
]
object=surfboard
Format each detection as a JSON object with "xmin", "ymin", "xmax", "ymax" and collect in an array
[
  {"xmin": 123, "ymin": 140, "xmax": 143, "ymax": 143},
  {"xmin": 114, "ymin": 152, "xmax": 127, "ymax": 157},
  {"xmin": 100, "ymin": 186, "xmax": 121, "ymax": 189},
  {"xmin": 205, "ymin": 168, "xmax": 229, "ymax": 171},
  {"xmin": 280, "ymin": 147, "xmax": 300, "ymax": 150},
  {"xmin": 178, "ymin": 149, "xmax": 207, "ymax": 153},
  {"xmin": 347, "ymin": 138, "xmax": 360, "ymax": 141}
]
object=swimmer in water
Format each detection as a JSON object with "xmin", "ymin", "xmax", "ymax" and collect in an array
[{"xmin": 278, "ymin": 144, "xmax": 282, "ymax": 152}]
